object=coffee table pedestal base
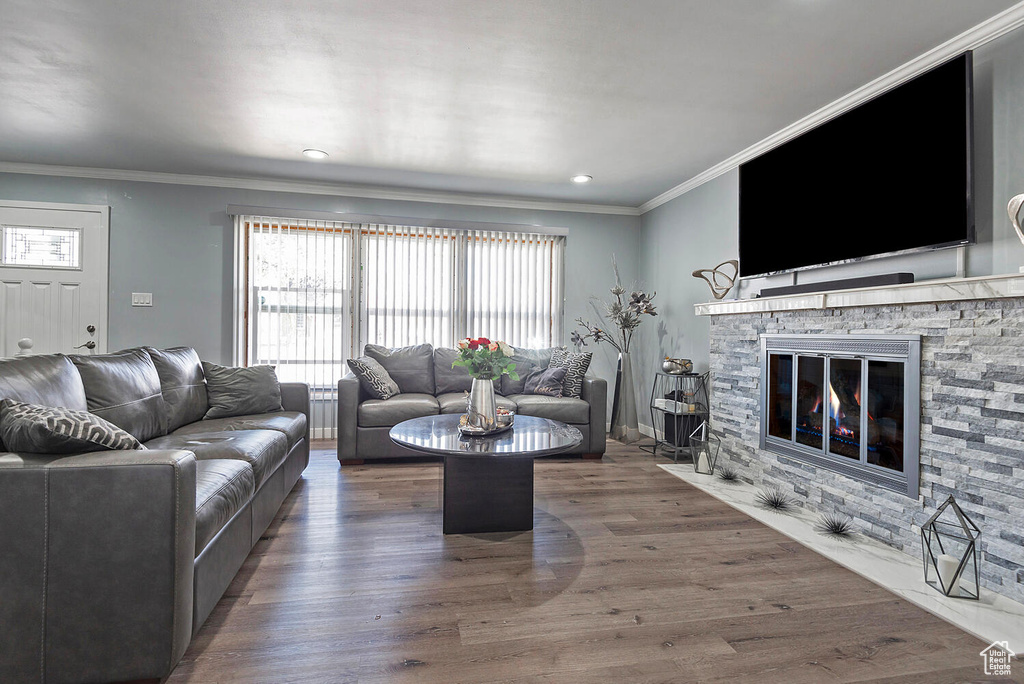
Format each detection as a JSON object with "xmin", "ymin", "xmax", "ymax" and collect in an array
[{"xmin": 443, "ymin": 455, "xmax": 534, "ymax": 534}]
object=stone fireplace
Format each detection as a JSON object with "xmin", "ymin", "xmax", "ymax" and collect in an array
[
  {"xmin": 760, "ymin": 334, "xmax": 921, "ymax": 498},
  {"xmin": 696, "ymin": 274, "xmax": 1024, "ymax": 604}
]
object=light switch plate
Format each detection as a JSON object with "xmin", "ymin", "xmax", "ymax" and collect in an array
[{"xmin": 131, "ymin": 292, "xmax": 153, "ymax": 307}]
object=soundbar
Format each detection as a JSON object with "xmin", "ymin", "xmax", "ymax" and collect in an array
[{"xmin": 757, "ymin": 273, "xmax": 915, "ymax": 298}]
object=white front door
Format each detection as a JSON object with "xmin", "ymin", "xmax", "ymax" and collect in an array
[{"xmin": 0, "ymin": 200, "xmax": 109, "ymax": 357}]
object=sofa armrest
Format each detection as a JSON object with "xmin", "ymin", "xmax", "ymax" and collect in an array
[
  {"xmin": 581, "ymin": 376, "xmax": 608, "ymax": 454},
  {"xmin": 280, "ymin": 382, "xmax": 311, "ymax": 441},
  {"xmin": 0, "ymin": 449, "xmax": 197, "ymax": 683},
  {"xmin": 337, "ymin": 373, "xmax": 361, "ymax": 460}
]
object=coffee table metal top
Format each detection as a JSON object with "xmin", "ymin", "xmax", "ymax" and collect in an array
[{"xmin": 389, "ymin": 414, "xmax": 582, "ymax": 458}]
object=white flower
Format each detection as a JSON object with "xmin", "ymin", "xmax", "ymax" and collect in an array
[
  {"xmin": 457, "ymin": 339, "xmax": 470, "ymax": 350},
  {"xmin": 498, "ymin": 341, "xmax": 514, "ymax": 356}
]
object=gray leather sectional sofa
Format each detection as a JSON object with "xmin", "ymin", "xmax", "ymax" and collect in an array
[
  {"xmin": 0, "ymin": 347, "xmax": 310, "ymax": 684},
  {"xmin": 337, "ymin": 344, "xmax": 606, "ymax": 462}
]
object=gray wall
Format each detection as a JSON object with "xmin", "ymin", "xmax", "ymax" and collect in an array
[
  {"xmin": 636, "ymin": 25, "xmax": 1024, "ymax": 432},
  {"xmin": 0, "ymin": 172, "xmax": 639, "ymax": 410}
]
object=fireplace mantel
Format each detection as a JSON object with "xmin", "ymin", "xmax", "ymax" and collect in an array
[{"xmin": 695, "ymin": 272, "xmax": 1024, "ymax": 317}]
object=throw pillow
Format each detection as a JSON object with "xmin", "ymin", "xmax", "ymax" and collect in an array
[
  {"xmin": 364, "ymin": 343, "xmax": 435, "ymax": 394},
  {"xmin": 202, "ymin": 362, "xmax": 283, "ymax": 419},
  {"xmin": 548, "ymin": 349, "xmax": 592, "ymax": 398},
  {"xmin": 347, "ymin": 356, "xmax": 400, "ymax": 400},
  {"xmin": 523, "ymin": 367, "xmax": 566, "ymax": 397},
  {"xmin": 500, "ymin": 358, "xmax": 535, "ymax": 395},
  {"xmin": 0, "ymin": 399, "xmax": 145, "ymax": 453}
]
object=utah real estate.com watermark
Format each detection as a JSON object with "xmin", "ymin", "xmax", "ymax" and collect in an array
[{"xmin": 980, "ymin": 641, "xmax": 1015, "ymax": 677}]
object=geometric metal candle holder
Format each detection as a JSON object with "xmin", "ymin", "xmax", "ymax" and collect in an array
[
  {"xmin": 688, "ymin": 420, "xmax": 721, "ymax": 475},
  {"xmin": 920, "ymin": 495, "xmax": 980, "ymax": 600}
]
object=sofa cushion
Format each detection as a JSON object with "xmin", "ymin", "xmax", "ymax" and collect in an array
[
  {"xmin": 144, "ymin": 429, "xmax": 288, "ymax": 490},
  {"xmin": 548, "ymin": 349, "xmax": 592, "ymax": 398},
  {"xmin": 202, "ymin": 362, "xmax": 283, "ymax": 419},
  {"xmin": 71, "ymin": 349, "xmax": 167, "ymax": 442},
  {"xmin": 173, "ymin": 411, "xmax": 307, "ymax": 449},
  {"xmin": 346, "ymin": 356, "xmax": 399, "ymax": 399},
  {"xmin": 506, "ymin": 394, "xmax": 589, "ymax": 423},
  {"xmin": 0, "ymin": 354, "xmax": 88, "ymax": 451},
  {"xmin": 364, "ymin": 343, "xmax": 435, "ymax": 395},
  {"xmin": 0, "ymin": 399, "xmax": 145, "ymax": 453},
  {"xmin": 436, "ymin": 392, "xmax": 517, "ymax": 415},
  {"xmin": 146, "ymin": 347, "xmax": 208, "ymax": 431},
  {"xmin": 194, "ymin": 458, "xmax": 254, "ymax": 557},
  {"xmin": 433, "ymin": 348, "xmax": 473, "ymax": 394},
  {"xmin": 357, "ymin": 393, "xmax": 439, "ymax": 428}
]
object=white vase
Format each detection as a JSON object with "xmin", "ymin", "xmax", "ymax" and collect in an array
[
  {"xmin": 611, "ymin": 352, "xmax": 641, "ymax": 443},
  {"xmin": 467, "ymin": 377, "xmax": 497, "ymax": 429}
]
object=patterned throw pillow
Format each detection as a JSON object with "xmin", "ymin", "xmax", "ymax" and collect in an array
[
  {"xmin": 0, "ymin": 399, "xmax": 145, "ymax": 453},
  {"xmin": 202, "ymin": 363, "xmax": 283, "ymax": 419},
  {"xmin": 347, "ymin": 356, "xmax": 400, "ymax": 399},
  {"xmin": 523, "ymin": 367, "xmax": 567, "ymax": 397},
  {"xmin": 548, "ymin": 349, "xmax": 592, "ymax": 398}
]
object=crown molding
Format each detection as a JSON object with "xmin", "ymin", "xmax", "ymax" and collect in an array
[
  {"xmin": 639, "ymin": 1, "xmax": 1024, "ymax": 214},
  {"xmin": 0, "ymin": 162, "xmax": 642, "ymax": 217}
]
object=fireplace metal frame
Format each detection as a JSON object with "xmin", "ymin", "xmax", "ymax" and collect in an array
[{"xmin": 759, "ymin": 334, "xmax": 921, "ymax": 499}]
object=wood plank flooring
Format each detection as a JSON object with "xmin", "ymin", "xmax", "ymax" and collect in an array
[{"xmin": 167, "ymin": 440, "xmax": 1018, "ymax": 683}]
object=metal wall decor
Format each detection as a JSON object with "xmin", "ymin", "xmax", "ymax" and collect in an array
[
  {"xmin": 1009, "ymin": 193, "xmax": 1024, "ymax": 247},
  {"xmin": 692, "ymin": 260, "xmax": 739, "ymax": 300},
  {"xmin": 921, "ymin": 495, "xmax": 980, "ymax": 600},
  {"xmin": 688, "ymin": 420, "xmax": 721, "ymax": 475}
]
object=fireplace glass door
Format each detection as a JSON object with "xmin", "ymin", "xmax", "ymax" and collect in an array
[
  {"xmin": 767, "ymin": 353, "xmax": 793, "ymax": 440},
  {"xmin": 795, "ymin": 356, "xmax": 824, "ymax": 450},
  {"xmin": 828, "ymin": 358, "xmax": 862, "ymax": 460},
  {"xmin": 867, "ymin": 360, "xmax": 905, "ymax": 472}
]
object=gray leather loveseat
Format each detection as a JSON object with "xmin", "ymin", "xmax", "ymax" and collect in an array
[
  {"xmin": 0, "ymin": 347, "xmax": 310, "ymax": 684},
  {"xmin": 337, "ymin": 344, "xmax": 606, "ymax": 463}
]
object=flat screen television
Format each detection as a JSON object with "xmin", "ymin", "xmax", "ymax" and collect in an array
[{"xmin": 738, "ymin": 52, "xmax": 974, "ymax": 278}]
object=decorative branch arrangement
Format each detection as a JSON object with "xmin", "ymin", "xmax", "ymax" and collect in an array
[{"xmin": 574, "ymin": 258, "xmax": 657, "ymax": 354}]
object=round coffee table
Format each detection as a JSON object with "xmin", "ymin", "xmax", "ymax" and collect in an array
[{"xmin": 389, "ymin": 414, "xmax": 583, "ymax": 534}]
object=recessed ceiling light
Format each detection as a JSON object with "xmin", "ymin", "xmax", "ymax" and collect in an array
[
  {"xmin": 571, "ymin": 174, "xmax": 593, "ymax": 184},
  {"xmin": 302, "ymin": 148, "xmax": 329, "ymax": 160}
]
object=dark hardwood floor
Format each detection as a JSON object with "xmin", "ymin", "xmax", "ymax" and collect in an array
[{"xmin": 167, "ymin": 439, "xmax": 1017, "ymax": 683}]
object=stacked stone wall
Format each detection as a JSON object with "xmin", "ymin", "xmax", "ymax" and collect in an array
[{"xmin": 709, "ymin": 300, "xmax": 1024, "ymax": 602}]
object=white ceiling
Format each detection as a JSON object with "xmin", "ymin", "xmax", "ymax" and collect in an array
[{"xmin": 0, "ymin": 1, "xmax": 1019, "ymax": 208}]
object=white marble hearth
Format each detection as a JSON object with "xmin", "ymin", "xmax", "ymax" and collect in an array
[
  {"xmin": 695, "ymin": 272, "xmax": 1024, "ymax": 316},
  {"xmin": 659, "ymin": 463, "xmax": 1024, "ymax": 653}
]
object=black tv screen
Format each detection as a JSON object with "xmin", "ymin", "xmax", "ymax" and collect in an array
[{"xmin": 738, "ymin": 53, "xmax": 974, "ymax": 278}]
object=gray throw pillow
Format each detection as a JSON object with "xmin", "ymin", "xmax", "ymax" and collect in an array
[
  {"xmin": 347, "ymin": 356, "xmax": 400, "ymax": 399},
  {"xmin": 549, "ymin": 349, "xmax": 592, "ymax": 398},
  {"xmin": 0, "ymin": 399, "xmax": 145, "ymax": 453},
  {"xmin": 146, "ymin": 346, "xmax": 209, "ymax": 431},
  {"xmin": 364, "ymin": 343, "xmax": 435, "ymax": 394},
  {"xmin": 524, "ymin": 367, "xmax": 566, "ymax": 397},
  {"xmin": 500, "ymin": 358, "xmax": 535, "ymax": 395},
  {"xmin": 202, "ymin": 362, "xmax": 283, "ymax": 419}
]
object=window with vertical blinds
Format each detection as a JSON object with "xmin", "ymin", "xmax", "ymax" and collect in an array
[{"xmin": 237, "ymin": 215, "xmax": 565, "ymax": 438}]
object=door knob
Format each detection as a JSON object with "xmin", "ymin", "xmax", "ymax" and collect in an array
[
  {"xmin": 86, "ymin": 325, "xmax": 96, "ymax": 334},
  {"xmin": 75, "ymin": 341, "xmax": 97, "ymax": 350}
]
